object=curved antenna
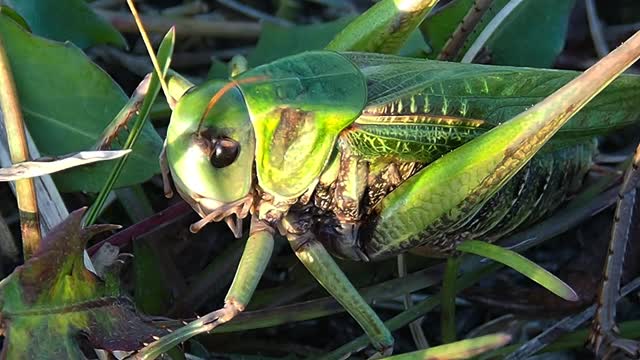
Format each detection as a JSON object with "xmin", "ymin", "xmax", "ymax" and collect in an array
[
  {"xmin": 126, "ymin": 0, "xmax": 176, "ymax": 108},
  {"xmin": 195, "ymin": 76, "xmax": 267, "ymax": 133}
]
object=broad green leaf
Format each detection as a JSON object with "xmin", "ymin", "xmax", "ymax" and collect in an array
[
  {"xmin": 479, "ymin": 0, "xmax": 576, "ymax": 67},
  {"xmin": 0, "ymin": 209, "xmax": 168, "ymax": 358},
  {"xmin": 456, "ymin": 240, "xmax": 578, "ymax": 301},
  {"xmin": 421, "ymin": 0, "xmax": 575, "ymax": 67},
  {"xmin": 208, "ymin": 58, "xmax": 230, "ymax": 80},
  {"xmin": 248, "ymin": 17, "xmax": 355, "ymax": 66},
  {"xmin": 0, "ymin": 5, "xmax": 31, "ymax": 31},
  {"xmin": 5, "ymin": 0, "xmax": 126, "ymax": 49},
  {"xmin": 134, "ymin": 239, "xmax": 171, "ymax": 315},
  {"xmin": 247, "ymin": 14, "xmax": 428, "ymax": 68},
  {"xmin": 0, "ymin": 14, "xmax": 162, "ymax": 192}
]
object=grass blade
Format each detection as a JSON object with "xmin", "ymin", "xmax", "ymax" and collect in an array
[
  {"xmin": 320, "ymin": 263, "xmax": 503, "ymax": 360},
  {"xmin": 83, "ymin": 28, "xmax": 175, "ymax": 227},
  {"xmin": 441, "ymin": 256, "xmax": 461, "ymax": 343},
  {"xmin": 457, "ymin": 240, "xmax": 578, "ymax": 301},
  {"xmin": 382, "ymin": 333, "xmax": 511, "ymax": 360},
  {"xmin": 0, "ymin": 150, "xmax": 130, "ymax": 180}
]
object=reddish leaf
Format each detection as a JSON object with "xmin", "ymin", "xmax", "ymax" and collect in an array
[{"xmin": 0, "ymin": 208, "xmax": 170, "ymax": 359}]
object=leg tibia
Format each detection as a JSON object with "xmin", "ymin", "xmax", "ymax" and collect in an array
[
  {"xmin": 134, "ymin": 222, "xmax": 274, "ymax": 358},
  {"xmin": 287, "ymin": 227, "xmax": 393, "ymax": 354},
  {"xmin": 226, "ymin": 222, "xmax": 275, "ymax": 307}
]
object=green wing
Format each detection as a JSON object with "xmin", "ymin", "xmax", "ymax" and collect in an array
[
  {"xmin": 341, "ymin": 52, "xmax": 640, "ymax": 162},
  {"xmin": 236, "ymin": 51, "xmax": 367, "ymax": 199}
]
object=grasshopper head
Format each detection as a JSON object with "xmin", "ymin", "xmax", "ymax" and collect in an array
[{"xmin": 166, "ymin": 80, "xmax": 255, "ymax": 237}]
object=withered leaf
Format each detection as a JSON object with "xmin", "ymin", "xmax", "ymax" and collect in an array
[{"xmin": 0, "ymin": 209, "xmax": 170, "ymax": 359}]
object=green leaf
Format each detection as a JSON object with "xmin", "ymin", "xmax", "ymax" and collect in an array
[
  {"xmin": 207, "ymin": 58, "xmax": 230, "ymax": 80},
  {"xmin": 421, "ymin": 0, "xmax": 575, "ymax": 67},
  {"xmin": 0, "ymin": 5, "xmax": 31, "ymax": 32},
  {"xmin": 0, "ymin": 209, "xmax": 168, "ymax": 358},
  {"xmin": 0, "ymin": 13, "xmax": 162, "ymax": 192},
  {"xmin": 248, "ymin": 17, "xmax": 355, "ymax": 66},
  {"xmin": 441, "ymin": 257, "xmax": 460, "ymax": 343},
  {"xmin": 84, "ymin": 28, "xmax": 175, "ymax": 226},
  {"xmin": 248, "ymin": 16, "xmax": 428, "ymax": 67},
  {"xmin": 5, "ymin": 0, "xmax": 126, "ymax": 49},
  {"xmin": 134, "ymin": 239, "xmax": 171, "ymax": 315},
  {"xmin": 456, "ymin": 240, "xmax": 578, "ymax": 301},
  {"xmin": 247, "ymin": 14, "xmax": 428, "ymax": 68},
  {"xmin": 479, "ymin": 0, "xmax": 576, "ymax": 67}
]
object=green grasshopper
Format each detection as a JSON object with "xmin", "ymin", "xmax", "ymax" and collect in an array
[
  {"xmin": 153, "ymin": 44, "xmax": 640, "ymax": 356},
  {"xmin": 107, "ymin": 0, "xmax": 640, "ymax": 356}
]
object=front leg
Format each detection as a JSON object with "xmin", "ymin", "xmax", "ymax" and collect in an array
[
  {"xmin": 133, "ymin": 218, "xmax": 275, "ymax": 359},
  {"xmin": 283, "ymin": 213, "xmax": 394, "ymax": 357},
  {"xmin": 330, "ymin": 141, "xmax": 370, "ymax": 261}
]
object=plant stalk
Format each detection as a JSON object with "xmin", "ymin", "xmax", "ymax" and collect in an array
[{"xmin": 0, "ymin": 32, "xmax": 41, "ymax": 259}]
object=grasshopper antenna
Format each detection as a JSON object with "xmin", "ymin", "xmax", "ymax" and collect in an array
[
  {"xmin": 126, "ymin": 0, "xmax": 177, "ymax": 109},
  {"xmin": 195, "ymin": 75, "xmax": 267, "ymax": 133}
]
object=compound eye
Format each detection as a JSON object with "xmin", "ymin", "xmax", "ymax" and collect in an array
[{"xmin": 210, "ymin": 137, "xmax": 240, "ymax": 168}]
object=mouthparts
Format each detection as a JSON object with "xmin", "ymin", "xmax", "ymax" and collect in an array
[{"xmin": 184, "ymin": 192, "xmax": 253, "ymax": 238}]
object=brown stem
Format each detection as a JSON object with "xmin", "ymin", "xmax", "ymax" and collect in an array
[
  {"xmin": 95, "ymin": 9, "xmax": 261, "ymax": 39},
  {"xmin": 590, "ymin": 143, "xmax": 640, "ymax": 357},
  {"xmin": 437, "ymin": 0, "xmax": 493, "ymax": 61},
  {"xmin": 0, "ymin": 32, "xmax": 41, "ymax": 259},
  {"xmin": 87, "ymin": 200, "xmax": 191, "ymax": 256}
]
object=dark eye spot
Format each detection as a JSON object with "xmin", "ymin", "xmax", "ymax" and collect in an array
[{"xmin": 210, "ymin": 137, "xmax": 240, "ymax": 168}]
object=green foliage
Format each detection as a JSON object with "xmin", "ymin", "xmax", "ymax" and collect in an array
[
  {"xmin": 248, "ymin": 17, "xmax": 354, "ymax": 66},
  {"xmin": 134, "ymin": 239, "xmax": 171, "ymax": 315},
  {"xmin": 1, "ymin": 1, "xmax": 638, "ymax": 359},
  {"xmin": 382, "ymin": 333, "xmax": 511, "ymax": 359},
  {"xmin": 4, "ymin": 0, "xmax": 126, "ymax": 49},
  {"xmin": 0, "ymin": 13, "xmax": 162, "ymax": 192},
  {"xmin": 0, "ymin": 6, "xmax": 31, "ymax": 32},
  {"xmin": 456, "ymin": 240, "xmax": 578, "ymax": 301},
  {"xmin": 0, "ymin": 209, "xmax": 167, "ymax": 358},
  {"xmin": 83, "ymin": 28, "xmax": 175, "ymax": 225},
  {"xmin": 422, "ymin": 0, "xmax": 575, "ymax": 67},
  {"xmin": 247, "ymin": 17, "xmax": 427, "ymax": 68},
  {"xmin": 484, "ymin": 0, "xmax": 576, "ymax": 67}
]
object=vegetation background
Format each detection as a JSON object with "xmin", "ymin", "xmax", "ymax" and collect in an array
[{"xmin": 1, "ymin": 0, "xmax": 640, "ymax": 359}]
